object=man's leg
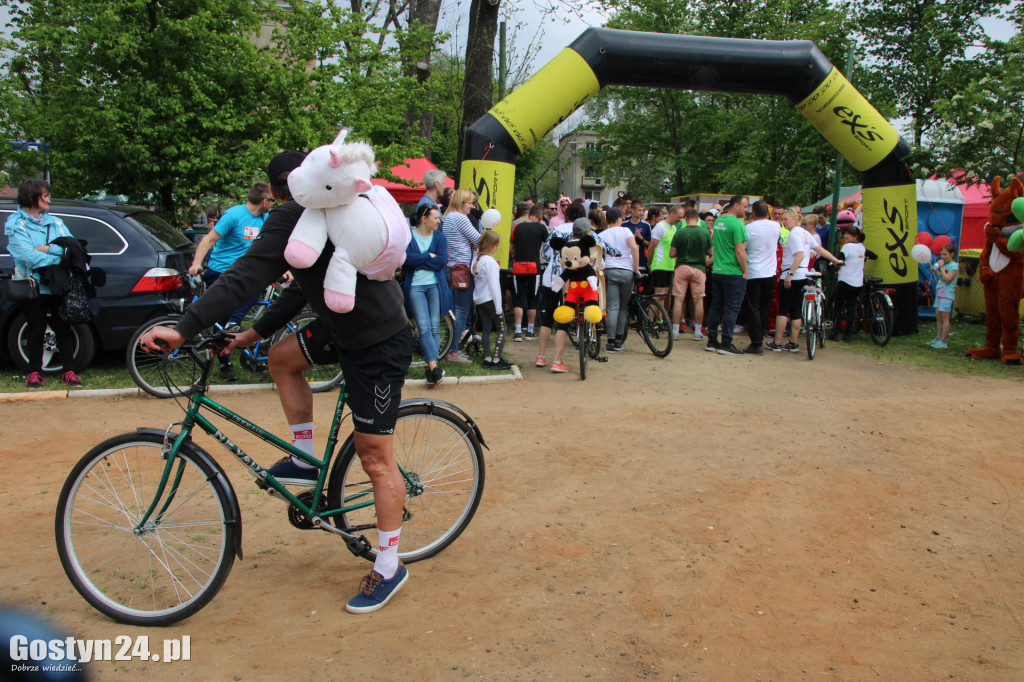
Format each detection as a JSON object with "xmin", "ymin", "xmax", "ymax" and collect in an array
[{"xmin": 265, "ymin": 333, "xmax": 318, "ymax": 482}]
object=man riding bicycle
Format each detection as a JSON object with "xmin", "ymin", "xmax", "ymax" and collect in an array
[{"xmin": 140, "ymin": 150, "xmax": 414, "ymax": 614}]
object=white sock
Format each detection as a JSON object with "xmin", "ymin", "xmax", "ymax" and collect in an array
[
  {"xmin": 289, "ymin": 422, "xmax": 316, "ymax": 467},
  {"xmin": 515, "ymin": 324, "xmax": 522, "ymax": 334},
  {"xmin": 374, "ymin": 527, "xmax": 401, "ymax": 579},
  {"xmin": 527, "ymin": 324, "xmax": 535, "ymax": 334}
]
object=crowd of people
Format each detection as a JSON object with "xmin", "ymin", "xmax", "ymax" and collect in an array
[{"xmin": 401, "ymin": 176, "xmax": 902, "ymax": 375}]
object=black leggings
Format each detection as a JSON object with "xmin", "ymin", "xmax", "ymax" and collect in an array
[
  {"xmin": 833, "ymin": 282, "xmax": 862, "ymax": 337},
  {"xmin": 20, "ymin": 294, "xmax": 78, "ymax": 373},
  {"xmin": 476, "ymin": 304, "xmax": 506, "ymax": 359}
]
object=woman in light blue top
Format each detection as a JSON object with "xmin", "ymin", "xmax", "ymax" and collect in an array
[
  {"xmin": 4, "ymin": 179, "xmax": 81, "ymax": 388},
  {"xmin": 402, "ymin": 204, "xmax": 451, "ymax": 386}
]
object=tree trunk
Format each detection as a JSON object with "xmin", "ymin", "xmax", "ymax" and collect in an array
[
  {"xmin": 403, "ymin": 0, "xmax": 443, "ymax": 155},
  {"xmin": 456, "ymin": 0, "xmax": 500, "ymax": 186}
]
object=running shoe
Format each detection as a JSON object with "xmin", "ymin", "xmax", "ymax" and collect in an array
[
  {"xmin": 766, "ymin": 340, "xmax": 783, "ymax": 352},
  {"xmin": 445, "ymin": 351, "xmax": 472, "ymax": 364},
  {"xmin": 535, "ymin": 355, "xmax": 548, "ymax": 367},
  {"xmin": 605, "ymin": 342, "xmax": 617, "ymax": 352},
  {"xmin": 692, "ymin": 330, "xmax": 705, "ymax": 341},
  {"xmin": 220, "ymin": 364, "xmax": 238, "ymax": 382},
  {"xmin": 266, "ymin": 456, "xmax": 318, "ymax": 486},
  {"xmin": 550, "ymin": 361, "xmax": 568, "ymax": 373},
  {"xmin": 346, "ymin": 564, "xmax": 409, "ymax": 614},
  {"xmin": 25, "ymin": 371, "xmax": 44, "ymax": 389},
  {"xmin": 783, "ymin": 341, "xmax": 800, "ymax": 353},
  {"xmin": 613, "ymin": 338, "xmax": 624, "ymax": 351},
  {"xmin": 933, "ymin": 340, "xmax": 948, "ymax": 349},
  {"xmin": 704, "ymin": 338, "xmax": 719, "ymax": 352},
  {"xmin": 484, "ymin": 358, "xmax": 512, "ymax": 370},
  {"xmin": 743, "ymin": 344, "xmax": 764, "ymax": 355},
  {"xmin": 61, "ymin": 370, "xmax": 83, "ymax": 387},
  {"xmin": 717, "ymin": 343, "xmax": 744, "ymax": 356},
  {"xmin": 524, "ymin": 331, "xmax": 538, "ymax": 340},
  {"xmin": 513, "ymin": 332, "xmax": 523, "ymax": 342}
]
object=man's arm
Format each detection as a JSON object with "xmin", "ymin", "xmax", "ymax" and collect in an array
[
  {"xmin": 629, "ymin": 233, "xmax": 640, "ymax": 273},
  {"xmin": 189, "ymin": 229, "xmax": 221, "ymax": 276},
  {"xmin": 735, "ymin": 241, "xmax": 748, "ymax": 278}
]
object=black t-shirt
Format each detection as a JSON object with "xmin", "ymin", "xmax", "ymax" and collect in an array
[
  {"xmin": 177, "ymin": 200, "xmax": 407, "ymax": 351},
  {"xmin": 511, "ymin": 220, "xmax": 549, "ymax": 266}
]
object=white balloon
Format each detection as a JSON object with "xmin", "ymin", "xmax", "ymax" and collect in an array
[
  {"xmin": 480, "ymin": 208, "xmax": 502, "ymax": 229},
  {"xmin": 911, "ymin": 243, "xmax": 931, "ymax": 264}
]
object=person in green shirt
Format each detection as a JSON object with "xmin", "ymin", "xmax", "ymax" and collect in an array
[
  {"xmin": 704, "ymin": 200, "xmax": 748, "ymax": 355},
  {"xmin": 669, "ymin": 208, "xmax": 713, "ymax": 341}
]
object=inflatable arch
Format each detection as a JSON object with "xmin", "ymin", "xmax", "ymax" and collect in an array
[{"xmin": 459, "ymin": 27, "xmax": 918, "ymax": 334}]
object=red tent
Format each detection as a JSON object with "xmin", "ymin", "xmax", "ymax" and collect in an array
[
  {"xmin": 372, "ymin": 158, "xmax": 453, "ymax": 204},
  {"xmin": 956, "ymin": 181, "xmax": 992, "ymax": 250}
]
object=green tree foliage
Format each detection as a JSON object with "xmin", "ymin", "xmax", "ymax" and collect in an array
[
  {"xmin": 927, "ymin": 12, "xmax": 1023, "ymax": 182},
  {"xmin": 0, "ymin": 0, "xmax": 434, "ymax": 214},
  {"xmin": 582, "ymin": 0, "xmax": 853, "ymax": 206},
  {"xmin": 853, "ymin": 0, "xmax": 1008, "ymax": 150}
]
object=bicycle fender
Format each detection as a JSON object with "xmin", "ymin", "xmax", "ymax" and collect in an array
[
  {"xmin": 397, "ymin": 399, "xmax": 488, "ymax": 450},
  {"xmin": 135, "ymin": 428, "xmax": 244, "ymax": 560}
]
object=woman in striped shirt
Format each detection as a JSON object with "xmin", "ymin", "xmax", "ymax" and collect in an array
[{"xmin": 441, "ymin": 188, "xmax": 481, "ymax": 362}]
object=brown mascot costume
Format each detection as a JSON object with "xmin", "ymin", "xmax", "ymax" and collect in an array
[{"xmin": 965, "ymin": 176, "xmax": 1024, "ymax": 364}]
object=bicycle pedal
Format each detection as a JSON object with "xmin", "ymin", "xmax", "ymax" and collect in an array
[{"xmin": 597, "ymin": 355, "xmax": 609, "ymax": 362}]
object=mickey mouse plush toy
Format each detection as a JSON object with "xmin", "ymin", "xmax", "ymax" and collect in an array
[{"xmin": 550, "ymin": 234, "xmax": 604, "ymax": 326}]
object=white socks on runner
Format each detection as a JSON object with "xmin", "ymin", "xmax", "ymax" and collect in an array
[
  {"xmin": 289, "ymin": 422, "xmax": 316, "ymax": 467},
  {"xmin": 374, "ymin": 527, "xmax": 401, "ymax": 579}
]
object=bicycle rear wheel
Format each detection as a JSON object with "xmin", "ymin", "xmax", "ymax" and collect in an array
[
  {"xmin": 409, "ymin": 312, "xmax": 454, "ymax": 364},
  {"xmin": 126, "ymin": 315, "xmax": 202, "ymax": 398},
  {"xmin": 578, "ymin": 319, "xmax": 588, "ymax": 380},
  {"xmin": 327, "ymin": 403, "xmax": 485, "ymax": 563},
  {"xmin": 640, "ymin": 297, "xmax": 673, "ymax": 358},
  {"xmin": 868, "ymin": 291, "xmax": 894, "ymax": 346},
  {"xmin": 55, "ymin": 433, "xmax": 237, "ymax": 626},
  {"xmin": 270, "ymin": 312, "xmax": 345, "ymax": 393},
  {"xmin": 804, "ymin": 300, "xmax": 818, "ymax": 360}
]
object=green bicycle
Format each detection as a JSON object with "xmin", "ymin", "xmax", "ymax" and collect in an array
[{"xmin": 55, "ymin": 336, "xmax": 486, "ymax": 626}]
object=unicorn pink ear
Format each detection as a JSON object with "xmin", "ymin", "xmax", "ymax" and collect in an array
[
  {"xmin": 329, "ymin": 147, "xmax": 342, "ymax": 168},
  {"xmin": 332, "ymin": 128, "xmax": 348, "ymax": 146}
]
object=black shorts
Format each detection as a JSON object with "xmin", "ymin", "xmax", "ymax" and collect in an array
[
  {"xmin": 301, "ymin": 323, "xmax": 412, "ymax": 436},
  {"xmin": 513, "ymin": 274, "xmax": 540, "ymax": 309},
  {"xmin": 539, "ymin": 285, "xmax": 561, "ymax": 328},
  {"xmin": 777, "ymin": 279, "xmax": 808, "ymax": 320},
  {"xmin": 651, "ymin": 269, "xmax": 672, "ymax": 289},
  {"xmin": 295, "ymin": 317, "xmax": 340, "ymax": 366}
]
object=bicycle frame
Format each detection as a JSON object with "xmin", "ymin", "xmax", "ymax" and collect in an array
[{"xmin": 133, "ymin": 345, "xmax": 415, "ymax": 543}]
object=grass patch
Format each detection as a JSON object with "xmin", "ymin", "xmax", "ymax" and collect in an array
[
  {"xmin": 0, "ymin": 346, "xmax": 508, "ymax": 393},
  {"xmin": 837, "ymin": 316, "xmax": 1024, "ymax": 382}
]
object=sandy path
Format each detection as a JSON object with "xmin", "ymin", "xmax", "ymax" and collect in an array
[{"xmin": 2, "ymin": 336, "xmax": 1023, "ymax": 681}]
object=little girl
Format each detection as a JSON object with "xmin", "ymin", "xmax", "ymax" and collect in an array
[
  {"xmin": 472, "ymin": 231, "xmax": 510, "ymax": 369},
  {"xmin": 930, "ymin": 243, "xmax": 958, "ymax": 348},
  {"xmin": 832, "ymin": 227, "xmax": 876, "ymax": 342}
]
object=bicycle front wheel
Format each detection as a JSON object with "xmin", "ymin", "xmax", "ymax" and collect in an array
[
  {"xmin": 578, "ymin": 320, "xmax": 589, "ymax": 380},
  {"xmin": 126, "ymin": 315, "xmax": 201, "ymax": 399},
  {"xmin": 640, "ymin": 297, "xmax": 673, "ymax": 358},
  {"xmin": 804, "ymin": 301, "xmax": 818, "ymax": 360},
  {"xmin": 327, "ymin": 403, "xmax": 485, "ymax": 563},
  {"xmin": 55, "ymin": 433, "xmax": 237, "ymax": 626},
  {"xmin": 270, "ymin": 312, "xmax": 345, "ymax": 393},
  {"xmin": 868, "ymin": 291, "xmax": 894, "ymax": 346}
]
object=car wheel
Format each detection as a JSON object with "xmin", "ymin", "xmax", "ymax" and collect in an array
[{"xmin": 6, "ymin": 313, "xmax": 97, "ymax": 375}]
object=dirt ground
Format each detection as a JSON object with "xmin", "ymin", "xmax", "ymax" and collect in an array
[{"xmin": 2, "ymin": 336, "xmax": 1024, "ymax": 681}]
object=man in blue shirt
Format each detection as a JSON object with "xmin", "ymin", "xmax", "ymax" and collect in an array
[
  {"xmin": 415, "ymin": 169, "xmax": 448, "ymax": 217},
  {"xmin": 188, "ymin": 182, "xmax": 274, "ymax": 380}
]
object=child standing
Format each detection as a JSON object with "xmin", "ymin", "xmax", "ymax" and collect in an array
[
  {"xmin": 930, "ymin": 243, "xmax": 958, "ymax": 348},
  {"xmin": 473, "ymin": 231, "xmax": 511, "ymax": 369},
  {"xmin": 831, "ymin": 227, "xmax": 875, "ymax": 342}
]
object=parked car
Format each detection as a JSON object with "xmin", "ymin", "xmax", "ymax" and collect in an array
[{"xmin": 0, "ymin": 199, "xmax": 195, "ymax": 373}]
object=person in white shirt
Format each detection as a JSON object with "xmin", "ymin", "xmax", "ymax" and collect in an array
[
  {"xmin": 599, "ymin": 207, "xmax": 641, "ymax": 351},
  {"xmin": 769, "ymin": 213, "xmax": 842, "ymax": 352},
  {"xmin": 472, "ymin": 230, "xmax": 510, "ymax": 369},
  {"xmin": 831, "ymin": 227, "xmax": 876, "ymax": 342},
  {"xmin": 738, "ymin": 200, "xmax": 781, "ymax": 354}
]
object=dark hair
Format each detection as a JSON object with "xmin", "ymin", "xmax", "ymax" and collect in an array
[
  {"xmin": 728, "ymin": 195, "xmax": 745, "ymax": 206},
  {"xmin": 604, "ymin": 207, "xmax": 623, "ymax": 224},
  {"xmin": 414, "ymin": 202, "xmax": 439, "ymax": 225},
  {"xmin": 17, "ymin": 179, "xmax": 50, "ymax": 209},
  {"xmin": 751, "ymin": 200, "xmax": 770, "ymax": 218},
  {"xmin": 528, "ymin": 204, "xmax": 544, "ymax": 219},
  {"xmin": 564, "ymin": 202, "xmax": 587, "ymax": 222},
  {"xmin": 247, "ymin": 182, "xmax": 272, "ymax": 205},
  {"xmin": 683, "ymin": 207, "xmax": 700, "ymax": 221}
]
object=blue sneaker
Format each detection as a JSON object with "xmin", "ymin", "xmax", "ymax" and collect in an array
[
  {"xmin": 346, "ymin": 564, "xmax": 409, "ymax": 614},
  {"xmin": 266, "ymin": 456, "xmax": 318, "ymax": 487}
]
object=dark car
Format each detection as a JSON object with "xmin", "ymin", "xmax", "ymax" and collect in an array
[{"xmin": 1, "ymin": 199, "xmax": 195, "ymax": 373}]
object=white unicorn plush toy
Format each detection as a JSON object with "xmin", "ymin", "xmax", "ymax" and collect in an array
[{"xmin": 284, "ymin": 128, "xmax": 410, "ymax": 312}]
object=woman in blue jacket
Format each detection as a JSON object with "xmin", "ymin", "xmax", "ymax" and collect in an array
[
  {"xmin": 4, "ymin": 180, "xmax": 82, "ymax": 389},
  {"xmin": 403, "ymin": 204, "xmax": 451, "ymax": 386}
]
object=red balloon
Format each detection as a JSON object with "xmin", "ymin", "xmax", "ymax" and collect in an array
[
  {"xmin": 915, "ymin": 231, "xmax": 933, "ymax": 247},
  {"xmin": 931, "ymin": 234, "xmax": 951, "ymax": 256}
]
